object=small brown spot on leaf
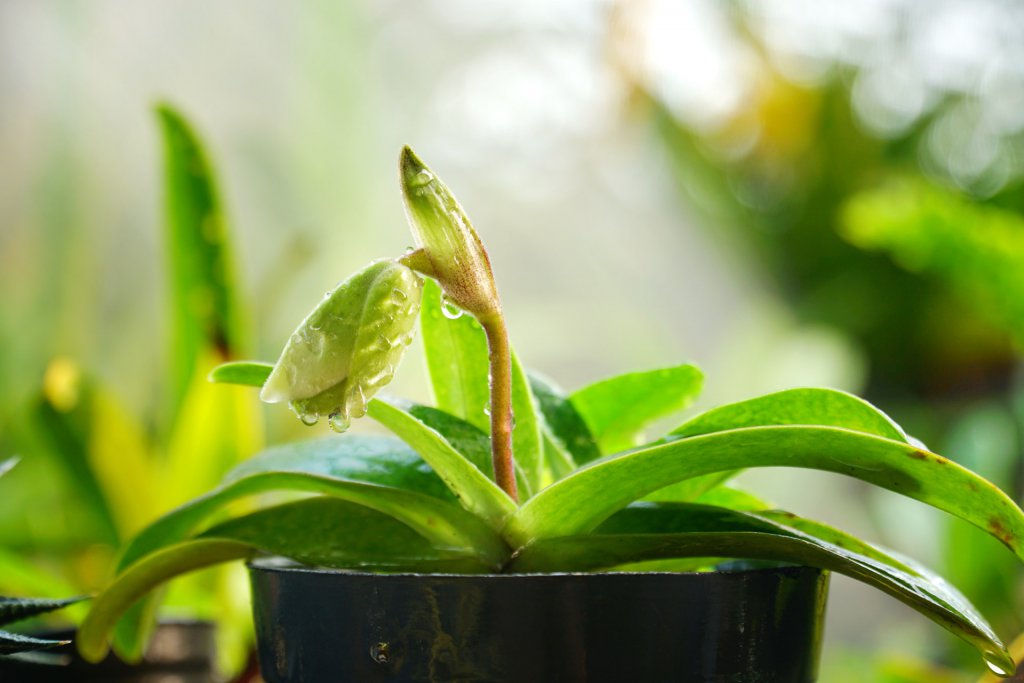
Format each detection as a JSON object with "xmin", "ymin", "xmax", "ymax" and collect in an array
[
  {"xmin": 989, "ymin": 518, "xmax": 1015, "ymax": 547},
  {"xmin": 908, "ymin": 450, "xmax": 929, "ymax": 461}
]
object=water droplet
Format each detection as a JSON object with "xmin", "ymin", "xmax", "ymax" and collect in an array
[
  {"xmin": 298, "ymin": 410, "xmax": 320, "ymax": 427},
  {"xmin": 983, "ymin": 651, "xmax": 1013, "ymax": 676},
  {"xmin": 328, "ymin": 411, "xmax": 351, "ymax": 433},
  {"xmin": 483, "ymin": 403, "xmax": 491, "ymax": 417},
  {"xmin": 441, "ymin": 295, "xmax": 464, "ymax": 320},
  {"xmin": 370, "ymin": 642, "xmax": 390, "ymax": 664},
  {"xmin": 409, "ymin": 169, "xmax": 434, "ymax": 188},
  {"xmin": 399, "ymin": 332, "xmax": 415, "ymax": 347},
  {"xmin": 391, "ymin": 288, "xmax": 408, "ymax": 302}
]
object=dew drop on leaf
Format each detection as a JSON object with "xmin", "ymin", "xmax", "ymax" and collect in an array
[
  {"xmin": 982, "ymin": 651, "xmax": 1013, "ymax": 677},
  {"xmin": 297, "ymin": 410, "xmax": 319, "ymax": 427},
  {"xmin": 441, "ymin": 295, "xmax": 464, "ymax": 320}
]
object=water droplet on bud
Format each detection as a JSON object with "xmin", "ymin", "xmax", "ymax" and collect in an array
[
  {"xmin": 982, "ymin": 650, "xmax": 1013, "ymax": 677},
  {"xmin": 328, "ymin": 411, "xmax": 351, "ymax": 433},
  {"xmin": 298, "ymin": 410, "xmax": 320, "ymax": 426}
]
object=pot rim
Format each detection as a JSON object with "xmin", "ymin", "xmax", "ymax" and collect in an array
[{"xmin": 247, "ymin": 555, "xmax": 819, "ymax": 580}]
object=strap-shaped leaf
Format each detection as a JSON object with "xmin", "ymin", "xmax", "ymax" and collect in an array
[
  {"xmin": 0, "ymin": 597, "xmax": 85, "ymax": 628},
  {"xmin": 419, "ymin": 281, "xmax": 543, "ymax": 494},
  {"xmin": 119, "ymin": 469, "xmax": 504, "ymax": 573},
  {"xmin": 570, "ymin": 364, "xmax": 703, "ymax": 454},
  {"xmin": 208, "ymin": 361, "xmax": 272, "ymax": 387},
  {"xmin": 0, "ymin": 630, "xmax": 70, "ymax": 654},
  {"xmin": 510, "ymin": 503, "xmax": 1012, "ymax": 674},
  {"xmin": 79, "ymin": 540, "xmax": 253, "ymax": 663},
  {"xmin": 506, "ymin": 426, "xmax": 1024, "ymax": 562},
  {"xmin": 529, "ymin": 372, "xmax": 596, "ymax": 467},
  {"xmin": 670, "ymin": 388, "xmax": 908, "ymax": 442},
  {"xmin": 366, "ymin": 398, "xmax": 516, "ymax": 528},
  {"xmin": 158, "ymin": 104, "xmax": 246, "ymax": 426}
]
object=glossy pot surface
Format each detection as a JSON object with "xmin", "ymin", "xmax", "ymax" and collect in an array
[{"xmin": 249, "ymin": 559, "xmax": 829, "ymax": 683}]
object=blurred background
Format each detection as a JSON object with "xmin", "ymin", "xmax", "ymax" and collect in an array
[{"xmin": 2, "ymin": 0, "xmax": 1023, "ymax": 680}]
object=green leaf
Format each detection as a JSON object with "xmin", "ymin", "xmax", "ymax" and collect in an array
[
  {"xmin": 421, "ymin": 279, "xmax": 491, "ymax": 432},
  {"xmin": 198, "ymin": 497, "xmax": 490, "ymax": 572},
  {"xmin": 506, "ymin": 426, "xmax": 1024, "ymax": 564},
  {"xmin": 670, "ymin": 388, "xmax": 908, "ymax": 442},
  {"xmin": 419, "ymin": 281, "xmax": 543, "ymax": 494},
  {"xmin": 0, "ymin": 630, "xmax": 71, "ymax": 654},
  {"xmin": 108, "ymin": 447, "xmax": 508, "ymax": 660},
  {"xmin": 157, "ymin": 104, "xmax": 245, "ymax": 426},
  {"xmin": 79, "ymin": 540, "xmax": 253, "ymax": 663},
  {"xmin": 261, "ymin": 260, "xmax": 422, "ymax": 430},
  {"xmin": 366, "ymin": 399, "xmax": 516, "ymax": 529},
  {"xmin": 529, "ymin": 372, "xmax": 597, "ymax": 466},
  {"xmin": 208, "ymin": 361, "xmax": 272, "ymax": 387},
  {"xmin": 0, "ymin": 597, "xmax": 85, "ymax": 628},
  {"xmin": 570, "ymin": 364, "xmax": 703, "ymax": 454},
  {"xmin": 510, "ymin": 503, "xmax": 1012, "ymax": 673},
  {"xmin": 689, "ymin": 486, "xmax": 770, "ymax": 511}
]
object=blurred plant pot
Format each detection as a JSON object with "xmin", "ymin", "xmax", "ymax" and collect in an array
[
  {"xmin": 0, "ymin": 620, "xmax": 218, "ymax": 683},
  {"xmin": 249, "ymin": 558, "xmax": 830, "ymax": 683}
]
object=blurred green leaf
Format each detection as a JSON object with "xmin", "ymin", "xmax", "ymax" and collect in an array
[
  {"xmin": 571, "ymin": 364, "xmax": 703, "ymax": 454},
  {"xmin": 843, "ymin": 179, "xmax": 1024, "ymax": 345},
  {"xmin": 208, "ymin": 361, "xmax": 272, "ymax": 387},
  {"xmin": 157, "ymin": 103, "xmax": 246, "ymax": 429}
]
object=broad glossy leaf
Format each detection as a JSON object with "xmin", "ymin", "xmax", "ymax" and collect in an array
[
  {"xmin": 79, "ymin": 540, "xmax": 253, "ymax": 663},
  {"xmin": 529, "ymin": 372, "xmax": 595, "ymax": 467},
  {"xmin": 420, "ymin": 281, "xmax": 543, "ymax": 494},
  {"xmin": 119, "ymin": 468, "xmax": 505, "ymax": 572},
  {"xmin": 642, "ymin": 473, "xmax": 738, "ymax": 504},
  {"xmin": 570, "ymin": 364, "xmax": 703, "ymax": 454},
  {"xmin": 208, "ymin": 361, "xmax": 272, "ymax": 387},
  {"xmin": 225, "ymin": 434, "xmax": 455, "ymax": 501},
  {"xmin": 198, "ymin": 497, "xmax": 490, "ymax": 572},
  {"xmin": 0, "ymin": 597, "xmax": 84, "ymax": 628},
  {"xmin": 671, "ymin": 388, "xmax": 908, "ymax": 442},
  {"xmin": 157, "ymin": 104, "xmax": 245, "ymax": 425},
  {"xmin": 689, "ymin": 486, "xmax": 770, "ymax": 511},
  {"xmin": 366, "ymin": 398, "xmax": 516, "ymax": 528},
  {"xmin": 510, "ymin": 503, "xmax": 1011, "ymax": 673},
  {"xmin": 507, "ymin": 426, "xmax": 1024, "ymax": 564},
  {"xmin": 261, "ymin": 260, "xmax": 422, "ymax": 429}
]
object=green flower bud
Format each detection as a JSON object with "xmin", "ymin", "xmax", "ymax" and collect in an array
[
  {"xmin": 399, "ymin": 146, "xmax": 501, "ymax": 319},
  {"xmin": 261, "ymin": 259, "xmax": 423, "ymax": 431}
]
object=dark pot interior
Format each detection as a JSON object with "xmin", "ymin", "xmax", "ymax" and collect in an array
[
  {"xmin": 0, "ymin": 620, "xmax": 218, "ymax": 683},
  {"xmin": 249, "ymin": 559, "xmax": 830, "ymax": 683}
]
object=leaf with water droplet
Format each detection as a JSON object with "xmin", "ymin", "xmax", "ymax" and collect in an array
[{"xmin": 261, "ymin": 260, "xmax": 423, "ymax": 430}]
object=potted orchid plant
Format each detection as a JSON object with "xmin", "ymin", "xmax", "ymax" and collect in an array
[{"xmin": 74, "ymin": 148, "xmax": 1024, "ymax": 681}]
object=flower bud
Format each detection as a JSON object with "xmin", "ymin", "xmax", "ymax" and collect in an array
[
  {"xmin": 260, "ymin": 259, "xmax": 423, "ymax": 431},
  {"xmin": 399, "ymin": 146, "xmax": 501, "ymax": 319}
]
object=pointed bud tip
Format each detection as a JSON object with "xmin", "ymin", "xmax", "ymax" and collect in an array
[{"xmin": 399, "ymin": 146, "xmax": 434, "ymax": 191}]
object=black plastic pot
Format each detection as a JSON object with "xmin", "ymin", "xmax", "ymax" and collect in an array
[
  {"xmin": 249, "ymin": 559, "xmax": 829, "ymax": 683},
  {"xmin": 0, "ymin": 620, "xmax": 218, "ymax": 682}
]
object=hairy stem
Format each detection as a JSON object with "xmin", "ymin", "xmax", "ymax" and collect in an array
[{"xmin": 480, "ymin": 313, "xmax": 518, "ymax": 502}]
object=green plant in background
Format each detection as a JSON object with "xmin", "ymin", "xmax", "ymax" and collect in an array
[
  {"xmin": 67, "ymin": 148, "xmax": 1024, "ymax": 676},
  {"xmin": 0, "ymin": 105, "xmax": 261, "ymax": 668},
  {"xmin": 0, "ymin": 459, "xmax": 85, "ymax": 655}
]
